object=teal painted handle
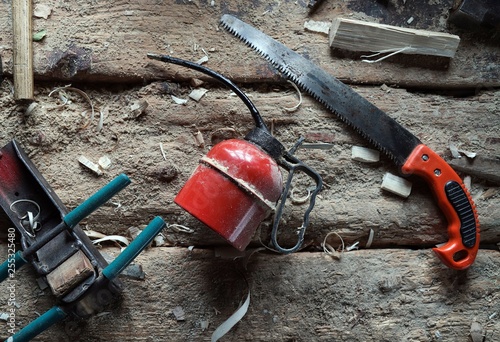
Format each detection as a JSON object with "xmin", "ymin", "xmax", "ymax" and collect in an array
[
  {"xmin": 102, "ymin": 216, "xmax": 166, "ymax": 280},
  {"xmin": 63, "ymin": 174, "xmax": 131, "ymax": 227},
  {"xmin": 7, "ymin": 306, "xmax": 67, "ymax": 342},
  {"xmin": 0, "ymin": 251, "xmax": 27, "ymax": 283}
]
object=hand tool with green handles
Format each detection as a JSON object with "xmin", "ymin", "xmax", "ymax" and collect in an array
[
  {"xmin": 220, "ymin": 14, "xmax": 480, "ymax": 270},
  {"xmin": 0, "ymin": 140, "xmax": 166, "ymax": 341}
]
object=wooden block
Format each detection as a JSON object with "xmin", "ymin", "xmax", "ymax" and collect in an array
[
  {"xmin": 381, "ymin": 172, "xmax": 413, "ymax": 198},
  {"xmin": 46, "ymin": 250, "xmax": 95, "ymax": 297},
  {"xmin": 329, "ymin": 17, "xmax": 460, "ymax": 58},
  {"xmin": 351, "ymin": 145, "xmax": 380, "ymax": 163}
]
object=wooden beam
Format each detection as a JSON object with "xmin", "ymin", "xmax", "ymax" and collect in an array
[
  {"xmin": 0, "ymin": 246, "xmax": 498, "ymax": 341},
  {"xmin": 0, "ymin": 0, "xmax": 498, "ymax": 88}
]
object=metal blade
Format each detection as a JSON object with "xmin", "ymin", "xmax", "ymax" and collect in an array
[{"xmin": 220, "ymin": 14, "xmax": 421, "ymax": 167}]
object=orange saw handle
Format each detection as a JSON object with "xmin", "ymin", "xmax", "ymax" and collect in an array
[{"xmin": 401, "ymin": 144, "xmax": 480, "ymax": 270}]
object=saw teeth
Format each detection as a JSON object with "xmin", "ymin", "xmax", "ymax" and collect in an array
[{"xmin": 220, "ymin": 15, "xmax": 404, "ymax": 165}]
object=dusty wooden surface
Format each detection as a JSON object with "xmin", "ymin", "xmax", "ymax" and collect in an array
[
  {"xmin": 0, "ymin": 247, "xmax": 498, "ymax": 341},
  {"xmin": 0, "ymin": 85, "xmax": 498, "ymax": 249},
  {"xmin": 0, "ymin": 0, "xmax": 499, "ymax": 341},
  {"xmin": 0, "ymin": 0, "xmax": 499, "ymax": 88}
]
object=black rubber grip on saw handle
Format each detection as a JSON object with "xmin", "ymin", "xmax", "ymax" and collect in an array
[{"xmin": 445, "ymin": 181, "xmax": 477, "ymax": 248}]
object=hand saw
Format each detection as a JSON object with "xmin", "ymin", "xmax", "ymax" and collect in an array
[{"xmin": 220, "ymin": 14, "xmax": 479, "ymax": 270}]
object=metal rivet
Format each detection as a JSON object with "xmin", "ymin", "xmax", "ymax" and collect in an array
[
  {"xmin": 422, "ymin": 154, "xmax": 429, "ymax": 161},
  {"xmin": 434, "ymin": 169, "xmax": 441, "ymax": 176}
]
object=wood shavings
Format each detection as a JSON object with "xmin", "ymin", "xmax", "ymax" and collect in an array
[
  {"xmin": 25, "ymin": 101, "xmax": 38, "ymax": 116},
  {"xmin": 449, "ymin": 141, "xmax": 461, "ymax": 159},
  {"xmin": 290, "ymin": 186, "xmax": 315, "ymax": 204},
  {"xmin": 194, "ymin": 130, "xmax": 205, "ymax": 147},
  {"xmin": 464, "ymin": 175, "xmax": 472, "ymax": 190},
  {"xmin": 303, "ymin": 20, "xmax": 330, "ymax": 35},
  {"xmin": 92, "ymin": 235, "xmax": 130, "ymax": 249},
  {"xmin": 153, "ymin": 233, "xmax": 168, "ymax": 247},
  {"xmin": 172, "ymin": 306, "xmax": 186, "ymax": 321},
  {"xmin": 168, "ymin": 223, "xmax": 195, "ymax": 234},
  {"xmin": 171, "ymin": 95, "xmax": 188, "ymax": 105},
  {"xmin": 159, "ymin": 142, "xmax": 167, "ymax": 161},
  {"xmin": 85, "ymin": 231, "xmax": 129, "ymax": 249},
  {"xmin": 97, "ymin": 107, "xmax": 106, "ymax": 132},
  {"xmin": 78, "ymin": 155, "xmax": 103, "ymax": 176},
  {"xmin": 98, "ymin": 155, "xmax": 112, "ymax": 170},
  {"xmin": 49, "ymin": 85, "xmax": 96, "ymax": 128},
  {"xmin": 321, "ymin": 231, "xmax": 344, "ymax": 260},
  {"xmin": 211, "ymin": 289, "xmax": 250, "ymax": 342},
  {"xmin": 283, "ymin": 80, "xmax": 302, "ymax": 112},
  {"xmin": 365, "ymin": 229, "xmax": 375, "ymax": 248},
  {"xmin": 351, "ymin": 146, "xmax": 380, "ymax": 163},
  {"xmin": 33, "ymin": 4, "xmax": 52, "ymax": 19},
  {"xmin": 381, "ymin": 172, "xmax": 412, "ymax": 198},
  {"xmin": 346, "ymin": 241, "xmax": 359, "ymax": 251},
  {"xmin": 130, "ymin": 100, "xmax": 148, "ymax": 118},
  {"xmin": 189, "ymin": 88, "xmax": 208, "ymax": 102},
  {"xmin": 196, "ymin": 55, "xmax": 209, "ymax": 65},
  {"xmin": 458, "ymin": 149, "xmax": 477, "ymax": 159}
]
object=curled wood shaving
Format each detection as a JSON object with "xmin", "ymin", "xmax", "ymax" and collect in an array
[
  {"xmin": 365, "ymin": 229, "xmax": 375, "ymax": 248},
  {"xmin": 283, "ymin": 80, "xmax": 302, "ymax": 112},
  {"xmin": 49, "ymin": 85, "xmax": 95, "ymax": 128},
  {"xmin": 167, "ymin": 223, "xmax": 194, "ymax": 234},
  {"xmin": 211, "ymin": 289, "xmax": 251, "ymax": 342},
  {"xmin": 322, "ymin": 231, "xmax": 345, "ymax": 259},
  {"xmin": 159, "ymin": 142, "xmax": 167, "ymax": 161}
]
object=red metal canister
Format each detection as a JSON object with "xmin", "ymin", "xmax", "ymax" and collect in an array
[{"xmin": 174, "ymin": 139, "xmax": 283, "ymax": 251}]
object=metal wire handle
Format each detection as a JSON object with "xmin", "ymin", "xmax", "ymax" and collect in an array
[{"xmin": 271, "ymin": 137, "xmax": 323, "ymax": 254}]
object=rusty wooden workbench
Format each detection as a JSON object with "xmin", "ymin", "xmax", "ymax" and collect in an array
[{"xmin": 0, "ymin": 1, "xmax": 499, "ymax": 341}]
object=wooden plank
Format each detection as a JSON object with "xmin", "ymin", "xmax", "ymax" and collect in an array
[
  {"xmin": 0, "ymin": 0, "xmax": 498, "ymax": 88},
  {"xmin": 0, "ymin": 84, "xmax": 498, "ymax": 249},
  {"xmin": 0, "ymin": 246, "xmax": 498, "ymax": 341}
]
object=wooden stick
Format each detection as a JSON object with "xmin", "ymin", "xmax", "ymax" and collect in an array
[
  {"xmin": 329, "ymin": 17, "xmax": 460, "ymax": 59},
  {"xmin": 12, "ymin": 0, "xmax": 34, "ymax": 102}
]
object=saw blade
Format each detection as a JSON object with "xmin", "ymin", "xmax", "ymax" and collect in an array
[{"xmin": 220, "ymin": 14, "xmax": 421, "ymax": 167}]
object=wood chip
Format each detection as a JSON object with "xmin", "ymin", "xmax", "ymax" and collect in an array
[
  {"xmin": 189, "ymin": 88, "xmax": 208, "ymax": 102},
  {"xmin": 98, "ymin": 155, "xmax": 112, "ymax": 170},
  {"xmin": 196, "ymin": 55, "xmax": 209, "ymax": 65},
  {"xmin": 171, "ymin": 95, "xmax": 187, "ymax": 105},
  {"xmin": 304, "ymin": 20, "xmax": 330, "ymax": 35},
  {"xmin": 33, "ymin": 4, "xmax": 52, "ymax": 19},
  {"xmin": 130, "ymin": 100, "xmax": 148, "ymax": 118},
  {"xmin": 78, "ymin": 155, "xmax": 103, "ymax": 176},
  {"xmin": 329, "ymin": 17, "xmax": 460, "ymax": 59},
  {"xmin": 172, "ymin": 306, "xmax": 186, "ymax": 321},
  {"xmin": 351, "ymin": 146, "xmax": 380, "ymax": 163},
  {"xmin": 381, "ymin": 172, "xmax": 412, "ymax": 198}
]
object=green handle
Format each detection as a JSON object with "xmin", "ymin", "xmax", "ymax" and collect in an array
[
  {"xmin": 0, "ymin": 251, "xmax": 27, "ymax": 283},
  {"xmin": 102, "ymin": 216, "xmax": 166, "ymax": 280},
  {"xmin": 6, "ymin": 306, "xmax": 67, "ymax": 342},
  {"xmin": 63, "ymin": 174, "xmax": 131, "ymax": 227}
]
